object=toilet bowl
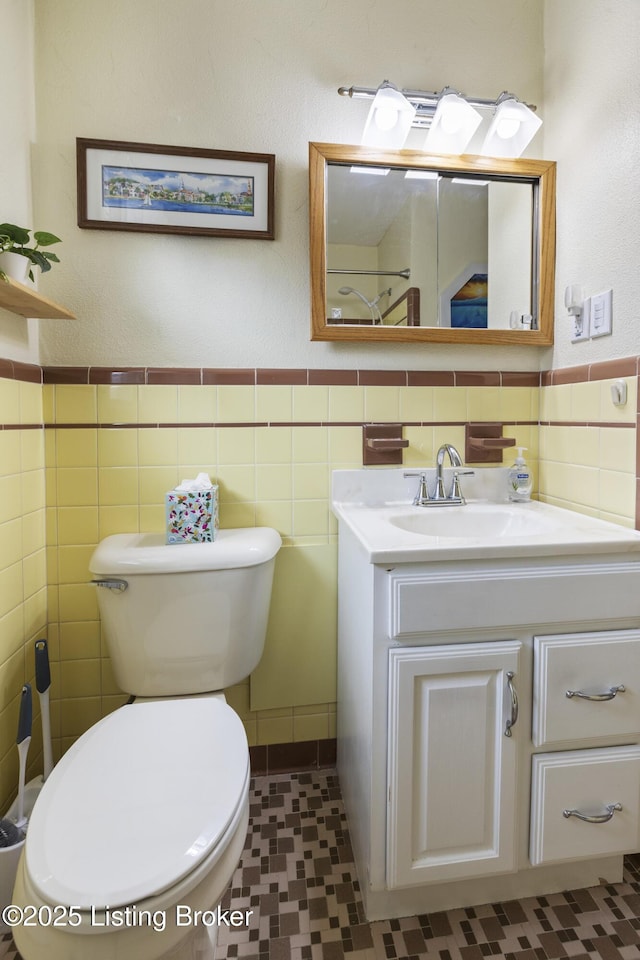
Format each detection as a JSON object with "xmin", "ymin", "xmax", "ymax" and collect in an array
[{"xmin": 13, "ymin": 527, "xmax": 281, "ymax": 960}]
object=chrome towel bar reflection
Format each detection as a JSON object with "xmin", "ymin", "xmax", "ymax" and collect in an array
[{"xmin": 328, "ymin": 267, "xmax": 410, "ymax": 278}]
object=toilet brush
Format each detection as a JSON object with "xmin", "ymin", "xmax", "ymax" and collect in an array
[
  {"xmin": 35, "ymin": 640, "xmax": 53, "ymax": 780},
  {"xmin": 15, "ymin": 685, "xmax": 32, "ymax": 831},
  {"xmin": 0, "ymin": 819, "xmax": 21, "ymax": 848}
]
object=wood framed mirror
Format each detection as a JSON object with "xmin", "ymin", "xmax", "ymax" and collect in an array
[{"xmin": 309, "ymin": 142, "xmax": 555, "ymax": 345}]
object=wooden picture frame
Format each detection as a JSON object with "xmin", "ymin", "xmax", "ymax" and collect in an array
[{"xmin": 77, "ymin": 138, "xmax": 275, "ymax": 239}]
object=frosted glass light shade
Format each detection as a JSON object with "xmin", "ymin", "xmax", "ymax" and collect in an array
[
  {"xmin": 481, "ymin": 99, "xmax": 542, "ymax": 158},
  {"xmin": 361, "ymin": 83, "xmax": 416, "ymax": 149},
  {"xmin": 424, "ymin": 93, "xmax": 482, "ymax": 155}
]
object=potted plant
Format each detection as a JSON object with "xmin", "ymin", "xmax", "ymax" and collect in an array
[{"xmin": 0, "ymin": 222, "xmax": 61, "ymax": 284}]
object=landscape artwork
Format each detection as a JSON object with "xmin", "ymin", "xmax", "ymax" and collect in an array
[
  {"xmin": 78, "ymin": 138, "xmax": 275, "ymax": 238},
  {"xmin": 102, "ymin": 165, "xmax": 255, "ymax": 217},
  {"xmin": 450, "ymin": 273, "xmax": 488, "ymax": 328}
]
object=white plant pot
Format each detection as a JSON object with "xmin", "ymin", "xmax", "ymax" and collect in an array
[{"xmin": 0, "ymin": 251, "xmax": 29, "ymax": 283}]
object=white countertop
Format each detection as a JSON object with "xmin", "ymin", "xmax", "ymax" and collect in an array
[{"xmin": 332, "ymin": 469, "xmax": 640, "ymax": 564}]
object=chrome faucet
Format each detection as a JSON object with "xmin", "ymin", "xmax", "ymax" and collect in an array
[
  {"xmin": 405, "ymin": 444, "xmax": 474, "ymax": 507},
  {"xmin": 434, "ymin": 444, "xmax": 464, "ymax": 499}
]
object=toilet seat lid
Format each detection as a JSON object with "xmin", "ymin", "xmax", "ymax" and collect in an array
[{"xmin": 26, "ymin": 697, "xmax": 249, "ymax": 909}]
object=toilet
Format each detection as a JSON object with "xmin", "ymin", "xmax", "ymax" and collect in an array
[{"xmin": 12, "ymin": 526, "xmax": 281, "ymax": 960}]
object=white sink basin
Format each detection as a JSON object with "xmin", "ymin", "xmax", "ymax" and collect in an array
[
  {"xmin": 388, "ymin": 503, "xmax": 558, "ymax": 540},
  {"xmin": 331, "ymin": 468, "xmax": 640, "ymax": 563}
]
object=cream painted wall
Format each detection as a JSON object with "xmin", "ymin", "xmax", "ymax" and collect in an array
[
  {"xmin": 32, "ymin": 0, "xmax": 544, "ymax": 371},
  {"xmin": 544, "ymin": 0, "xmax": 640, "ymax": 368},
  {"xmin": 0, "ymin": 0, "xmax": 39, "ymax": 363}
]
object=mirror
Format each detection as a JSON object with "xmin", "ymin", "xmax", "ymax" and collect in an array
[{"xmin": 309, "ymin": 143, "xmax": 555, "ymax": 344}]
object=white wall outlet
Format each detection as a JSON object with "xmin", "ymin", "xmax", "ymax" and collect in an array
[
  {"xmin": 571, "ymin": 296, "xmax": 591, "ymax": 342},
  {"xmin": 590, "ymin": 289, "xmax": 613, "ymax": 338}
]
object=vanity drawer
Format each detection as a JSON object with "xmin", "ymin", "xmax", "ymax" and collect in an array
[
  {"xmin": 530, "ymin": 746, "xmax": 640, "ymax": 866},
  {"xmin": 386, "ymin": 566, "xmax": 640, "ymax": 640},
  {"xmin": 533, "ymin": 629, "xmax": 640, "ymax": 748}
]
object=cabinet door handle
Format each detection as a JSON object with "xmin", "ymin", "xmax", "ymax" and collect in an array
[
  {"xmin": 562, "ymin": 802, "xmax": 622, "ymax": 823},
  {"xmin": 565, "ymin": 684, "xmax": 625, "ymax": 701},
  {"xmin": 504, "ymin": 670, "xmax": 518, "ymax": 737}
]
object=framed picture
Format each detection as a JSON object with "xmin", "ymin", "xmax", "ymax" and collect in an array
[
  {"xmin": 439, "ymin": 263, "xmax": 488, "ymax": 328},
  {"xmin": 76, "ymin": 138, "xmax": 275, "ymax": 240}
]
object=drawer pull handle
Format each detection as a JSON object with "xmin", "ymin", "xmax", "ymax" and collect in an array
[
  {"xmin": 563, "ymin": 802, "xmax": 623, "ymax": 823},
  {"xmin": 565, "ymin": 684, "xmax": 625, "ymax": 701},
  {"xmin": 505, "ymin": 670, "xmax": 518, "ymax": 737}
]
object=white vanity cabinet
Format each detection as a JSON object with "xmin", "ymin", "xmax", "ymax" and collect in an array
[{"xmin": 335, "ymin": 520, "xmax": 640, "ymax": 921}]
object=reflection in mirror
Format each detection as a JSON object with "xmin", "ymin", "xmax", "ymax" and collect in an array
[
  {"xmin": 310, "ymin": 143, "xmax": 555, "ymax": 344},
  {"xmin": 437, "ymin": 177, "xmax": 533, "ymax": 330}
]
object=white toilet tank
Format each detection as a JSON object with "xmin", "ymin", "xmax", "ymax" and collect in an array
[{"xmin": 89, "ymin": 527, "xmax": 281, "ymax": 697}]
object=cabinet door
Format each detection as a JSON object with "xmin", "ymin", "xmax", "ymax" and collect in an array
[{"xmin": 387, "ymin": 641, "xmax": 520, "ymax": 888}]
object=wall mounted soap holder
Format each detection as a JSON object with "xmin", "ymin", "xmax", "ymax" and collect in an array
[
  {"xmin": 363, "ymin": 423, "xmax": 409, "ymax": 465},
  {"xmin": 465, "ymin": 423, "xmax": 516, "ymax": 463}
]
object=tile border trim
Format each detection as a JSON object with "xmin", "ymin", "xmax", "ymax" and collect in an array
[
  {"xmin": 38, "ymin": 419, "xmax": 541, "ymax": 431},
  {"xmin": 3, "ymin": 418, "xmax": 632, "ymax": 431},
  {"xmin": 0, "ymin": 358, "xmax": 42, "ymax": 383},
  {"xmin": 0, "ymin": 357, "xmax": 637, "ymax": 387},
  {"xmin": 249, "ymin": 737, "xmax": 336, "ymax": 776},
  {"xmin": 38, "ymin": 366, "xmax": 543, "ymax": 386}
]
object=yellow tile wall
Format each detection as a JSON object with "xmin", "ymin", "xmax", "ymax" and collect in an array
[
  {"xmin": 1, "ymin": 368, "xmax": 637, "ymax": 803},
  {"xmin": 40, "ymin": 379, "xmax": 541, "ymax": 759},
  {"xmin": 539, "ymin": 375, "xmax": 637, "ymax": 526},
  {"xmin": 0, "ymin": 378, "xmax": 48, "ymax": 812}
]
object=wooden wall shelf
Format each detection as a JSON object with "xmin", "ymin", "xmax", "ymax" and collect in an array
[{"xmin": 0, "ymin": 276, "xmax": 75, "ymax": 320}]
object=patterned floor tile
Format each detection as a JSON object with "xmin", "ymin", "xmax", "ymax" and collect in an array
[
  {"xmin": 216, "ymin": 771, "xmax": 640, "ymax": 960},
  {"xmin": 2, "ymin": 770, "xmax": 640, "ymax": 959}
]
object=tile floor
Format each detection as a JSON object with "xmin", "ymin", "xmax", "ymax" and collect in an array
[{"xmin": 3, "ymin": 769, "xmax": 640, "ymax": 959}]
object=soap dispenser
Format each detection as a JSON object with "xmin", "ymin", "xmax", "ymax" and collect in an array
[{"xmin": 508, "ymin": 447, "xmax": 532, "ymax": 502}]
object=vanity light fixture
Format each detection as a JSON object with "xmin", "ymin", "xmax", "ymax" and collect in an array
[
  {"xmin": 360, "ymin": 81, "xmax": 417, "ymax": 149},
  {"xmin": 479, "ymin": 93, "xmax": 543, "ymax": 158},
  {"xmin": 423, "ymin": 90, "xmax": 482, "ymax": 155},
  {"xmin": 338, "ymin": 83, "xmax": 541, "ymax": 157}
]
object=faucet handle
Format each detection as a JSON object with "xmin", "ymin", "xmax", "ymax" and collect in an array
[
  {"xmin": 403, "ymin": 471, "xmax": 431, "ymax": 505},
  {"xmin": 451, "ymin": 469, "xmax": 475, "ymax": 502}
]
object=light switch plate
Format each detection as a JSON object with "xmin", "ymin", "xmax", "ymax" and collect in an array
[{"xmin": 590, "ymin": 289, "xmax": 613, "ymax": 338}]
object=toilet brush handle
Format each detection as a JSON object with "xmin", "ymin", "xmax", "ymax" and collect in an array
[
  {"xmin": 35, "ymin": 640, "xmax": 51, "ymax": 694},
  {"xmin": 35, "ymin": 640, "xmax": 53, "ymax": 780},
  {"xmin": 39, "ymin": 690, "xmax": 53, "ymax": 781},
  {"xmin": 16, "ymin": 684, "xmax": 32, "ymax": 828},
  {"xmin": 17, "ymin": 684, "xmax": 32, "ymax": 745}
]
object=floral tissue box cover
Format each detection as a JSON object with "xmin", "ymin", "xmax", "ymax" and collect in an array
[{"xmin": 165, "ymin": 487, "xmax": 219, "ymax": 543}]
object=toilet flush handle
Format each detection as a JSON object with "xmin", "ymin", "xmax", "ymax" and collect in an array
[{"xmin": 90, "ymin": 578, "xmax": 128, "ymax": 592}]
